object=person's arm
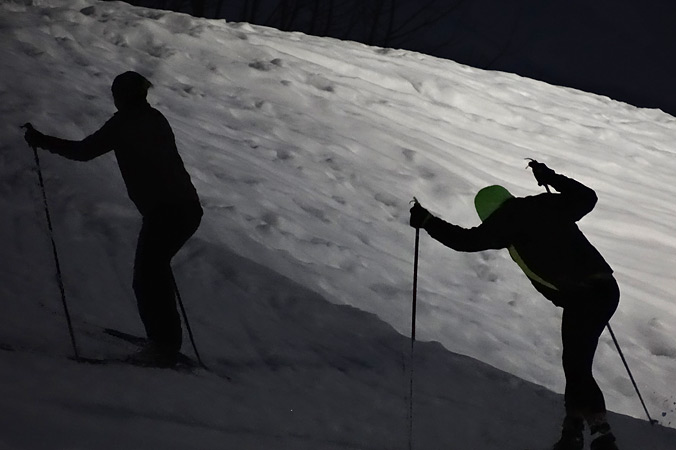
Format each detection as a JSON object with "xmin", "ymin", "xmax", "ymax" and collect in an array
[
  {"xmin": 410, "ymin": 202, "xmax": 512, "ymax": 252},
  {"xmin": 529, "ymin": 161, "xmax": 597, "ymax": 221},
  {"xmin": 547, "ymin": 172, "xmax": 597, "ymax": 221},
  {"xmin": 24, "ymin": 116, "xmax": 118, "ymax": 161}
]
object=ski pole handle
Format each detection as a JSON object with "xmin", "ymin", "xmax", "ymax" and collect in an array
[
  {"xmin": 525, "ymin": 158, "xmax": 552, "ymax": 193},
  {"xmin": 21, "ymin": 123, "xmax": 39, "ymax": 152}
]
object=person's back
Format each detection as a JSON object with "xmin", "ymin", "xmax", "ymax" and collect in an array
[
  {"xmin": 101, "ymin": 103, "xmax": 200, "ymax": 217},
  {"xmin": 488, "ymin": 192, "xmax": 613, "ymax": 299}
]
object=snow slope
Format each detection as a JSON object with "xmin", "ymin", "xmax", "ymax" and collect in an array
[{"xmin": 1, "ymin": 1, "xmax": 676, "ymax": 448}]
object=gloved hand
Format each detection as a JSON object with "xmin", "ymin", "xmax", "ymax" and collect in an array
[
  {"xmin": 22, "ymin": 123, "xmax": 47, "ymax": 149},
  {"xmin": 409, "ymin": 201, "xmax": 433, "ymax": 229},
  {"xmin": 527, "ymin": 159, "xmax": 556, "ymax": 188}
]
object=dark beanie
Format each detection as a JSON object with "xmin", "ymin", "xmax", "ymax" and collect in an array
[{"xmin": 111, "ymin": 71, "xmax": 152, "ymax": 105}]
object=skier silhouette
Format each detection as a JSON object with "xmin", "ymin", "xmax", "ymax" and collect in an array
[
  {"xmin": 24, "ymin": 71, "xmax": 203, "ymax": 367},
  {"xmin": 410, "ymin": 161, "xmax": 619, "ymax": 450}
]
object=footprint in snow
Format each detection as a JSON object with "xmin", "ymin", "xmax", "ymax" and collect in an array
[
  {"xmin": 402, "ymin": 148, "xmax": 416, "ymax": 162},
  {"xmin": 249, "ymin": 59, "xmax": 284, "ymax": 72},
  {"xmin": 307, "ymin": 74, "xmax": 335, "ymax": 93}
]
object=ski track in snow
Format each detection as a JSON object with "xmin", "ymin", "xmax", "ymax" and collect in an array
[{"xmin": 1, "ymin": 0, "xmax": 676, "ymax": 448}]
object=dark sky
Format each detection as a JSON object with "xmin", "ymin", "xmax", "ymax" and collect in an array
[{"xmin": 373, "ymin": 0, "xmax": 676, "ymax": 116}]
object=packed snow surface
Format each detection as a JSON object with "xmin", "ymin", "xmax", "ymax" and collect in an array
[{"xmin": 1, "ymin": 1, "xmax": 676, "ymax": 449}]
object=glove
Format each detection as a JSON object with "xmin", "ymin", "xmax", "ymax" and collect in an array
[
  {"xmin": 409, "ymin": 202, "xmax": 433, "ymax": 229},
  {"xmin": 22, "ymin": 123, "xmax": 47, "ymax": 149},
  {"xmin": 527, "ymin": 159, "xmax": 556, "ymax": 188}
]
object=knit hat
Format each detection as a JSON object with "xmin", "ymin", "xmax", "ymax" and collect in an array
[{"xmin": 111, "ymin": 71, "xmax": 152, "ymax": 107}]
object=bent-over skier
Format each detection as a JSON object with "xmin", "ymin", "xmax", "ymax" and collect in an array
[
  {"xmin": 409, "ymin": 161, "xmax": 619, "ymax": 450},
  {"xmin": 24, "ymin": 71, "xmax": 203, "ymax": 368}
]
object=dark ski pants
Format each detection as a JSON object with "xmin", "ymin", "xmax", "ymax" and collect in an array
[
  {"xmin": 560, "ymin": 277, "xmax": 619, "ymax": 417},
  {"xmin": 133, "ymin": 207, "xmax": 202, "ymax": 353}
]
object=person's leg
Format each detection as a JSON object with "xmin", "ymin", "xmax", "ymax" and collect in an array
[
  {"xmin": 133, "ymin": 220, "xmax": 182, "ymax": 354},
  {"xmin": 562, "ymin": 309, "xmax": 605, "ymax": 417},
  {"xmin": 560, "ymin": 278, "xmax": 619, "ymax": 449},
  {"xmin": 133, "ymin": 209, "xmax": 202, "ymax": 357},
  {"xmin": 551, "ymin": 413, "xmax": 584, "ymax": 450}
]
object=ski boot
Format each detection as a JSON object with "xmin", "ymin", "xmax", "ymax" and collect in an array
[
  {"xmin": 127, "ymin": 341, "xmax": 178, "ymax": 368},
  {"xmin": 590, "ymin": 422, "xmax": 619, "ymax": 450},
  {"xmin": 551, "ymin": 415, "xmax": 584, "ymax": 450}
]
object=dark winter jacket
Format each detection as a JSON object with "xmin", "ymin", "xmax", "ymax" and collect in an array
[
  {"xmin": 40, "ymin": 103, "xmax": 201, "ymax": 218},
  {"xmin": 423, "ymin": 173, "xmax": 613, "ymax": 304}
]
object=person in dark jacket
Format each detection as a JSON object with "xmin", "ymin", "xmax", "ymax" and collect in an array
[
  {"xmin": 409, "ymin": 161, "xmax": 619, "ymax": 450},
  {"xmin": 24, "ymin": 71, "xmax": 203, "ymax": 367}
]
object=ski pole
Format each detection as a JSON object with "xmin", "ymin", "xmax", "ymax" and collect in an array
[
  {"xmin": 21, "ymin": 123, "xmax": 81, "ymax": 361},
  {"xmin": 171, "ymin": 274, "xmax": 206, "ymax": 369},
  {"xmin": 606, "ymin": 323, "xmax": 657, "ymax": 425},
  {"xmin": 408, "ymin": 198, "xmax": 421, "ymax": 450}
]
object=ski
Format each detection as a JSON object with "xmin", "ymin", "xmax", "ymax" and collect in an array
[
  {"xmin": 97, "ymin": 328, "xmax": 231, "ymax": 380},
  {"xmin": 72, "ymin": 355, "xmax": 197, "ymax": 372},
  {"xmin": 102, "ymin": 327, "xmax": 199, "ymax": 368},
  {"xmin": 103, "ymin": 328, "xmax": 147, "ymax": 346}
]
